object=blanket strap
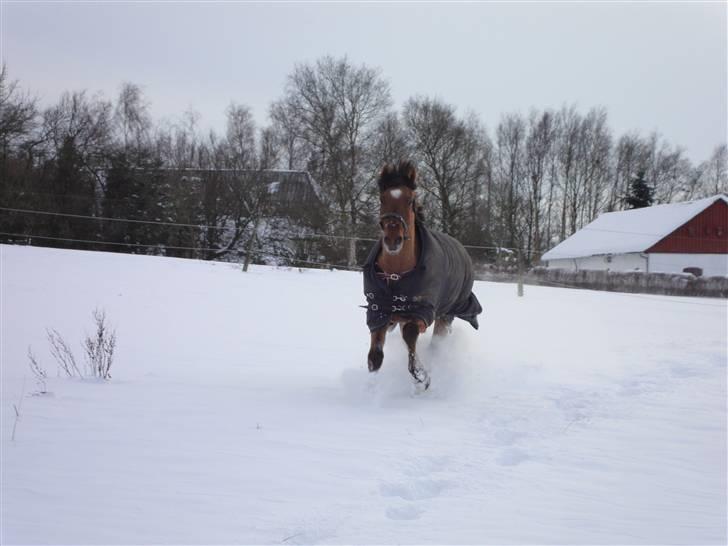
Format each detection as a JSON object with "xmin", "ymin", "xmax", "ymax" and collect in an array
[{"xmin": 375, "ymin": 268, "xmax": 414, "ymax": 283}]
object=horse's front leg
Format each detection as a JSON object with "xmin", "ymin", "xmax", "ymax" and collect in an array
[
  {"xmin": 402, "ymin": 321, "xmax": 430, "ymax": 389},
  {"xmin": 368, "ymin": 327, "xmax": 387, "ymax": 372}
]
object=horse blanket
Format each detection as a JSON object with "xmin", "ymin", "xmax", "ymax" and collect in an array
[{"xmin": 362, "ymin": 222, "xmax": 483, "ymax": 332}]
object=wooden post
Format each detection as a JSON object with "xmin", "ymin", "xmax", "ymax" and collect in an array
[
  {"xmin": 242, "ymin": 217, "xmax": 260, "ymax": 273},
  {"xmin": 517, "ymin": 248, "xmax": 524, "ymax": 297}
]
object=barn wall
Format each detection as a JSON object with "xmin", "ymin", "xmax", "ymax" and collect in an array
[
  {"xmin": 649, "ymin": 253, "xmax": 728, "ymax": 277},
  {"xmin": 547, "ymin": 253, "xmax": 647, "ymax": 272},
  {"xmin": 648, "ymin": 200, "xmax": 728, "ymax": 254},
  {"xmin": 544, "ymin": 258, "xmax": 574, "ymax": 270}
]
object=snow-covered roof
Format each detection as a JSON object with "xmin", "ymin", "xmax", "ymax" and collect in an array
[{"xmin": 542, "ymin": 195, "xmax": 727, "ymax": 261}]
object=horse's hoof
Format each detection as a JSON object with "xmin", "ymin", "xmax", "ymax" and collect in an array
[
  {"xmin": 368, "ymin": 348, "xmax": 383, "ymax": 372},
  {"xmin": 413, "ymin": 375, "xmax": 430, "ymax": 393},
  {"xmin": 411, "ymin": 367, "xmax": 430, "ymax": 390}
]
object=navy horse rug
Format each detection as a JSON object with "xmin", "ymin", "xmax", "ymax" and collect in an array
[{"xmin": 362, "ymin": 221, "xmax": 483, "ymax": 333}]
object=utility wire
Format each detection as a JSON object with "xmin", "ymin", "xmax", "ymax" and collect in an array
[
  {"xmin": 2, "ymin": 206, "xmax": 725, "ymax": 260},
  {"xmin": 0, "ymin": 206, "xmax": 231, "ymax": 231},
  {"xmin": 0, "ymin": 231, "xmax": 226, "ymax": 253},
  {"xmin": 2, "ymin": 189, "xmax": 139, "ymax": 204},
  {"xmin": 0, "ymin": 206, "xmax": 542, "ymax": 254},
  {"xmin": 1, "ymin": 228, "xmax": 705, "ymax": 272},
  {"xmin": 0, "ymin": 231, "xmax": 361, "ymax": 271},
  {"xmin": 0, "ymin": 206, "xmax": 376, "ymax": 241},
  {"xmin": 5, "ymin": 191, "xmax": 725, "ymax": 244}
]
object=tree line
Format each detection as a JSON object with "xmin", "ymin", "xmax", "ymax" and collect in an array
[{"xmin": 1, "ymin": 58, "xmax": 726, "ymax": 267}]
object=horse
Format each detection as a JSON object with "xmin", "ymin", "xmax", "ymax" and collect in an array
[{"xmin": 362, "ymin": 161, "xmax": 483, "ymax": 389}]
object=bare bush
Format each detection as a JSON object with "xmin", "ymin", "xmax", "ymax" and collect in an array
[
  {"xmin": 27, "ymin": 346, "xmax": 48, "ymax": 394},
  {"xmin": 47, "ymin": 328, "xmax": 82, "ymax": 377},
  {"xmin": 45, "ymin": 309, "xmax": 116, "ymax": 380},
  {"xmin": 82, "ymin": 308, "xmax": 116, "ymax": 379}
]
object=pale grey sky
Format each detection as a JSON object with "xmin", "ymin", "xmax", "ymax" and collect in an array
[{"xmin": 2, "ymin": 1, "xmax": 726, "ymax": 162}]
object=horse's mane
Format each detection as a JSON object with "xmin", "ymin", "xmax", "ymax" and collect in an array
[{"xmin": 377, "ymin": 160, "xmax": 426, "ymax": 224}]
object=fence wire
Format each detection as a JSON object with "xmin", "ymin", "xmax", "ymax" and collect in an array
[{"xmin": 2, "ymin": 206, "xmax": 725, "ymax": 271}]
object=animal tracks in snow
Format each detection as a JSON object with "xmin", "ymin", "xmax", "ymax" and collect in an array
[
  {"xmin": 373, "ymin": 358, "xmax": 712, "ymax": 526},
  {"xmin": 379, "ymin": 456, "xmax": 453, "ymax": 521},
  {"xmin": 496, "ymin": 447, "xmax": 532, "ymax": 467},
  {"xmin": 385, "ymin": 505, "xmax": 425, "ymax": 521},
  {"xmin": 401, "ymin": 455, "xmax": 451, "ymax": 476},
  {"xmin": 380, "ymin": 478, "xmax": 451, "ymax": 502}
]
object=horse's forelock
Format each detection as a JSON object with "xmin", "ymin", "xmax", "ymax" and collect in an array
[{"xmin": 378, "ymin": 160, "xmax": 417, "ymax": 193}]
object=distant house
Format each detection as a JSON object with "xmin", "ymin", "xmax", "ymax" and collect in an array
[
  {"xmin": 173, "ymin": 168, "xmax": 324, "ymax": 221},
  {"xmin": 541, "ymin": 195, "xmax": 728, "ymax": 277},
  {"xmin": 253, "ymin": 169, "xmax": 324, "ymax": 220}
]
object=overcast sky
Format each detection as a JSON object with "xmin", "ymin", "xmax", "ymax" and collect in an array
[{"xmin": 2, "ymin": 1, "xmax": 725, "ymax": 162}]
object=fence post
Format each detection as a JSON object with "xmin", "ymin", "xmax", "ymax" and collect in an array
[
  {"xmin": 517, "ymin": 248, "xmax": 524, "ymax": 297},
  {"xmin": 242, "ymin": 217, "xmax": 261, "ymax": 272}
]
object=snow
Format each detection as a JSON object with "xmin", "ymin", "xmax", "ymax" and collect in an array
[
  {"xmin": 2, "ymin": 244, "xmax": 726, "ymax": 544},
  {"xmin": 542, "ymin": 194, "xmax": 727, "ymax": 261}
]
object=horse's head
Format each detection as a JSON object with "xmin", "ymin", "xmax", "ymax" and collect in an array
[{"xmin": 377, "ymin": 161, "xmax": 418, "ymax": 256}]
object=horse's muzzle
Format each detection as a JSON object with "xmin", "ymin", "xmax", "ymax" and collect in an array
[
  {"xmin": 379, "ymin": 213, "xmax": 410, "ymax": 240},
  {"xmin": 383, "ymin": 234, "xmax": 404, "ymax": 255}
]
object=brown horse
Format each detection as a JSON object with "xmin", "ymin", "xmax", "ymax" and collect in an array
[{"xmin": 362, "ymin": 161, "xmax": 482, "ymax": 389}]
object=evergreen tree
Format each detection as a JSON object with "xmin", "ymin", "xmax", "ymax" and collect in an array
[
  {"xmin": 48, "ymin": 136, "xmax": 96, "ymax": 246},
  {"xmin": 624, "ymin": 170, "xmax": 654, "ymax": 209},
  {"xmin": 102, "ymin": 151, "xmax": 169, "ymax": 253}
]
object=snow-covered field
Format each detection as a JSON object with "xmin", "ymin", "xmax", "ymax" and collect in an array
[{"xmin": 1, "ymin": 244, "xmax": 726, "ymax": 545}]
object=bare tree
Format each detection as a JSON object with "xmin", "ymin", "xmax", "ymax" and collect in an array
[
  {"xmin": 650, "ymin": 144, "xmax": 692, "ymax": 204},
  {"xmin": 36, "ymin": 90, "xmax": 113, "ymax": 243},
  {"xmin": 273, "ymin": 56, "xmax": 391, "ymax": 266},
  {"xmin": 525, "ymin": 109, "xmax": 557, "ymax": 258},
  {"xmin": 258, "ymin": 126, "xmax": 281, "ymax": 170},
  {"xmin": 0, "ymin": 65, "xmax": 41, "ymax": 240},
  {"xmin": 372, "ymin": 111, "xmax": 410, "ymax": 165},
  {"xmin": 403, "ymin": 97, "xmax": 487, "ymax": 239},
  {"xmin": 102, "ymin": 83, "xmax": 165, "ymax": 252},
  {"xmin": 114, "ymin": 82, "xmax": 151, "ymax": 158},
  {"xmin": 493, "ymin": 111, "xmax": 527, "ymax": 248},
  {"xmin": 270, "ymin": 98, "xmax": 310, "ymax": 171},
  {"xmin": 552, "ymin": 105, "xmax": 581, "ymax": 240},
  {"xmin": 0, "ymin": 64, "xmax": 38, "ymax": 163},
  {"xmin": 697, "ymin": 144, "xmax": 728, "ymax": 197},
  {"xmin": 225, "ymin": 103, "xmax": 256, "ymax": 170},
  {"xmin": 42, "ymin": 90, "xmax": 113, "ymax": 177},
  {"xmin": 575, "ymin": 107, "xmax": 611, "ymax": 227}
]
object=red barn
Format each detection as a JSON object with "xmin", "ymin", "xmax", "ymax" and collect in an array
[{"xmin": 542, "ymin": 195, "xmax": 728, "ymax": 277}]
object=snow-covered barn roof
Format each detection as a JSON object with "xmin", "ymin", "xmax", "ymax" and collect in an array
[{"xmin": 542, "ymin": 194, "xmax": 728, "ymax": 261}]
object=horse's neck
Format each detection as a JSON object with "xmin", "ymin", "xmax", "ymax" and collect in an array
[{"xmin": 377, "ymin": 224, "xmax": 418, "ymax": 274}]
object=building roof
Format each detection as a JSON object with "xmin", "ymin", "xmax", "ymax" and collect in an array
[
  {"xmin": 165, "ymin": 168, "xmax": 323, "ymax": 208},
  {"xmin": 542, "ymin": 195, "xmax": 728, "ymax": 261}
]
